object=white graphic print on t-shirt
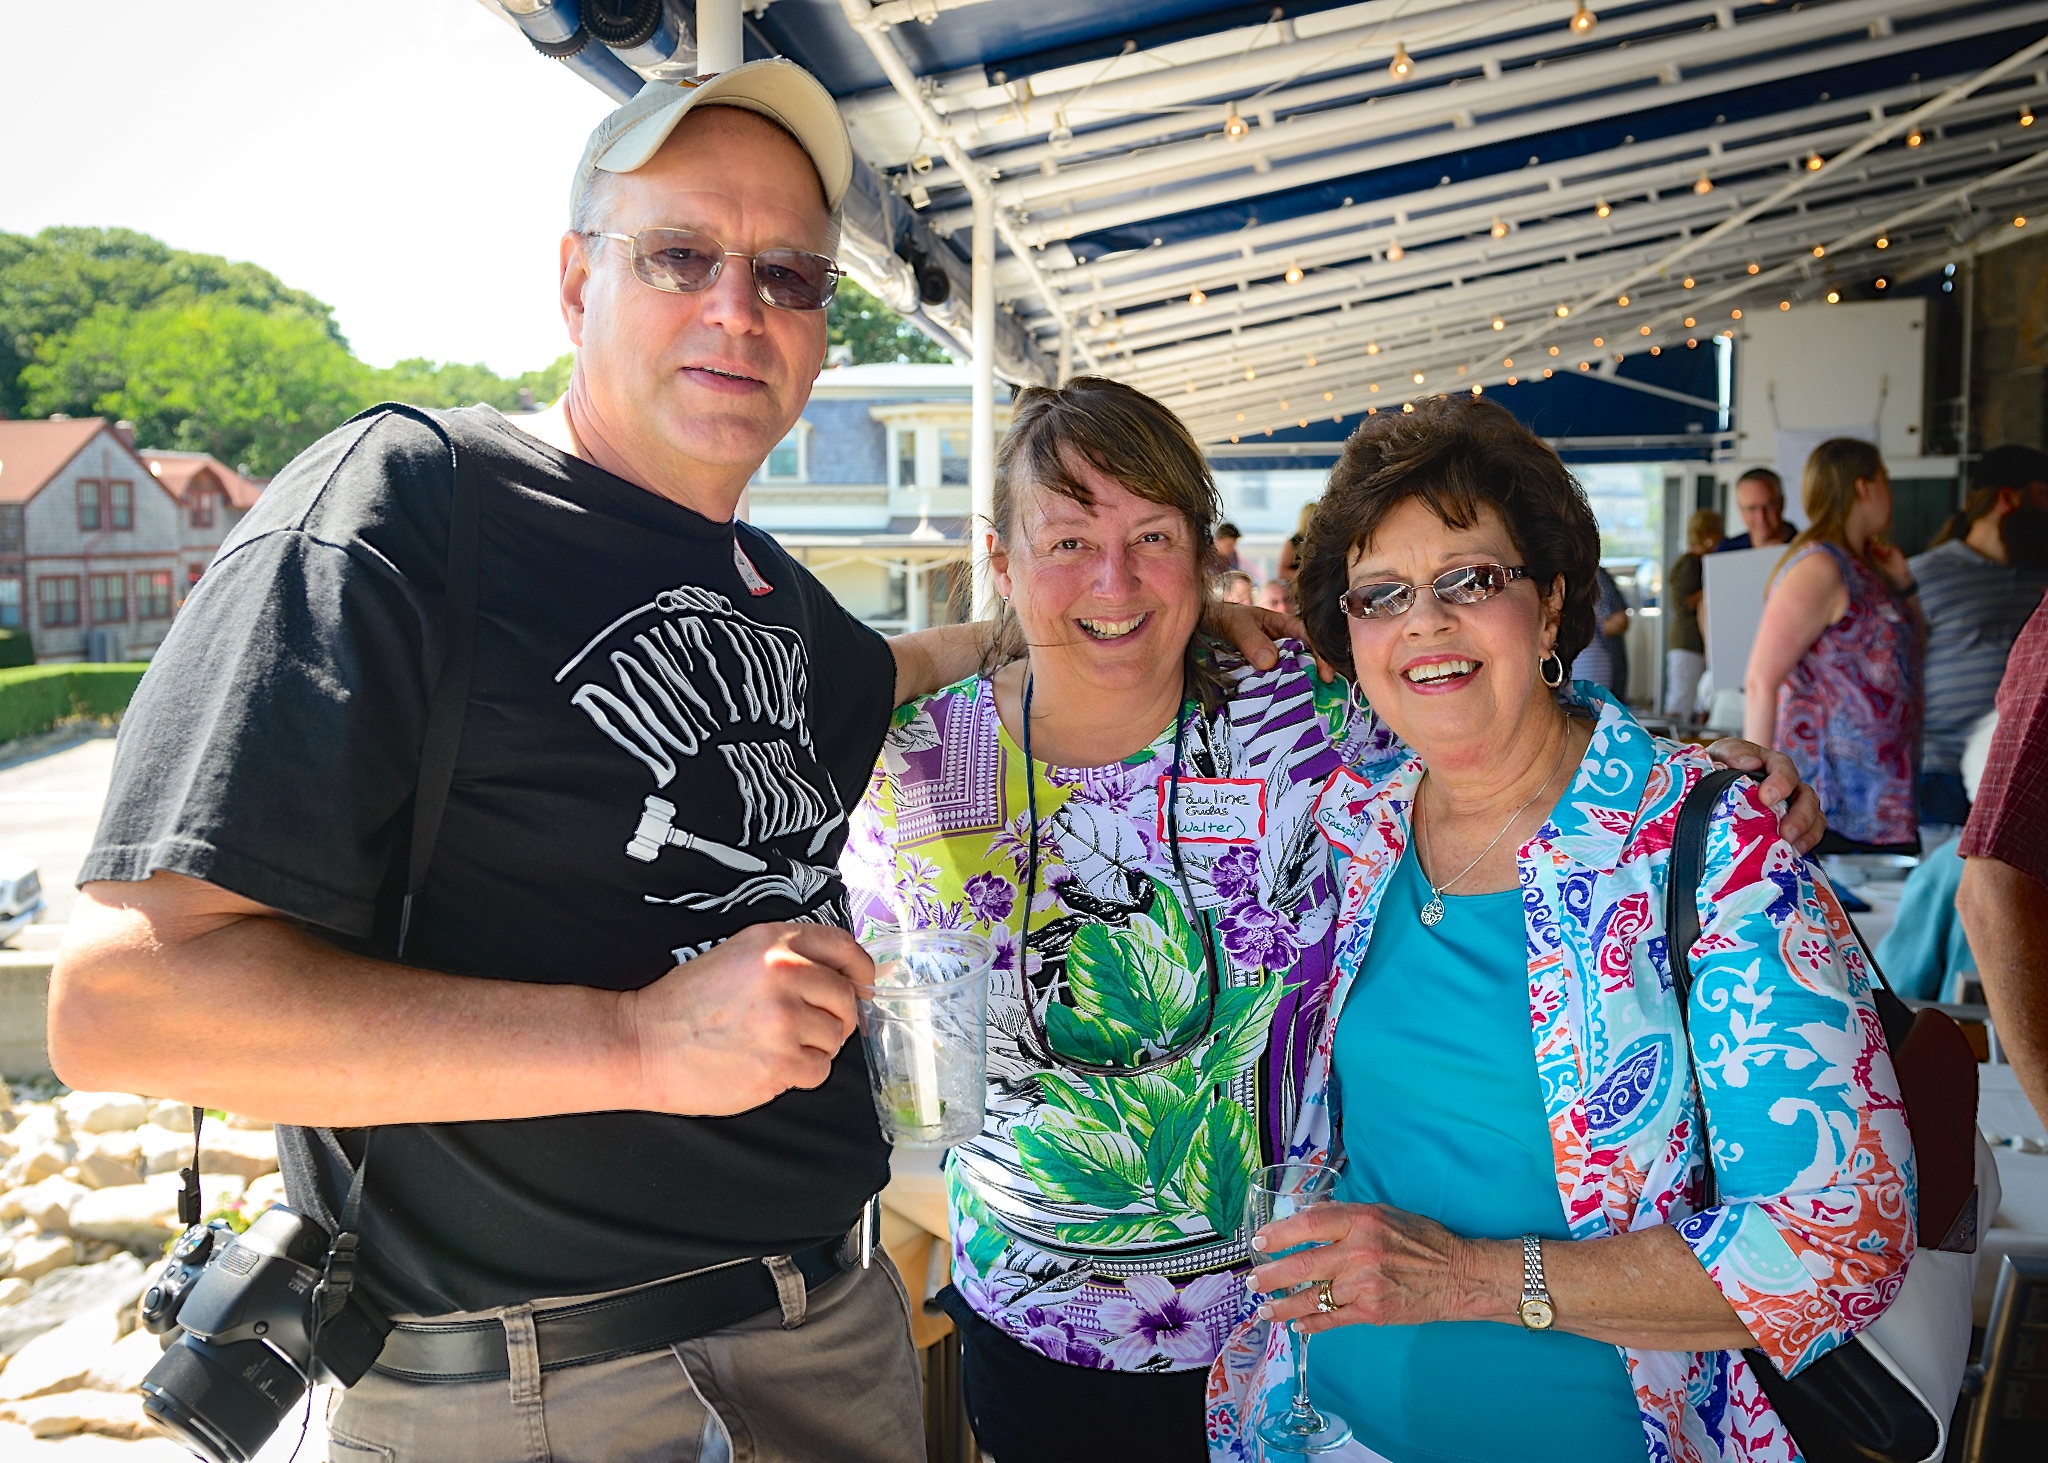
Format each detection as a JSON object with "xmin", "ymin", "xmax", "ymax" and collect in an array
[{"xmin": 554, "ymin": 583, "xmax": 845, "ymax": 913}]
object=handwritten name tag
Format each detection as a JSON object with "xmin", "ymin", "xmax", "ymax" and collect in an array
[{"xmin": 1157, "ymin": 777, "xmax": 1267, "ymax": 845}]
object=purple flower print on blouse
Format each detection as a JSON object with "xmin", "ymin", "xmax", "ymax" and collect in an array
[
  {"xmin": 1097, "ymin": 1272, "xmax": 1238, "ymax": 1368},
  {"xmin": 1209, "ymin": 846, "xmax": 1262, "ymax": 903},
  {"xmin": 1218, "ymin": 900, "xmax": 1301, "ymax": 971},
  {"xmin": 964, "ymin": 871, "xmax": 1017, "ymax": 926},
  {"xmin": 1018, "ymin": 1306, "xmax": 1110, "ymax": 1370}
]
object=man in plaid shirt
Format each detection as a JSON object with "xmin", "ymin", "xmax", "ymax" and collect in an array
[{"xmin": 1960, "ymin": 588, "xmax": 2048, "ymax": 1127}]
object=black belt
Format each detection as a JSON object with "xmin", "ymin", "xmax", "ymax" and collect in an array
[{"xmin": 371, "ymin": 1239, "xmax": 851, "ymax": 1384}]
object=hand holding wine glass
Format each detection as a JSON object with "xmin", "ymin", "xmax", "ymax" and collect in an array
[{"xmin": 1245, "ymin": 1162, "xmax": 1352, "ymax": 1455}]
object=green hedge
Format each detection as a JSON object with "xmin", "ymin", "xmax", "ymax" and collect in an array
[
  {"xmin": 0, "ymin": 664, "xmax": 148, "ymax": 744},
  {"xmin": 0, "ymin": 632, "xmax": 32, "ymax": 670}
]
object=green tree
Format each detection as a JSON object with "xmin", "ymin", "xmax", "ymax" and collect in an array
[
  {"xmin": 370, "ymin": 353, "xmax": 574, "ymax": 411},
  {"xmin": 21, "ymin": 299, "xmax": 369, "ymax": 476},
  {"xmin": 0, "ymin": 226, "xmax": 342, "ymax": 418},
  {"xmin": 827, "ymin": 280, "xmax": 950, "ymax": 365}
]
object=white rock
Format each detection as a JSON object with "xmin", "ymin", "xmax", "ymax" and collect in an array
[
  {"xmin": 84, "ymin": 1326, "xmax": 162, "ymax": 1393},
  {"xmin": 70, "ymin": 1149, "xmax": 143, "ymax": 1192},
  {"xmin": 8, "ymin": 1235, "xmax": 75, "ymax": 1285},
  {"xmin": 197, "ymin": 1126, "xmax": 278, "ymax": 1182},
  {"xmin": 68, "ymin": 1173, "xmax": 245, "ymax": 1249},
  {"xmin": 136, "ymin": 1125, "xmax": 192, "ymax": 1177},
  {"xmin": 2, "ymin": 1387, "xmax": 151, "ymax": 1439},
  {"xmin": 56, "ymin": 1094, "xmax": 148, "ymax": 1136},
  {"xmin": 242, "ymin": 1171, "xmax": 288, "ymax": 1218},
  {"xmin": 145, "ymin": 1101, "xmax": 193, "ymax": 1133},
  {"xmin": 0, "ymin": 1280, "xmax": 29, "ymax": 1309},
  {"xmin": 0, "ymin": 1142, "xmax": 73, "ymax": 1191},
  {"xmin": 9, "ymin": 1108, "xmax": 59, "ymax": 1149},
  {"xmin": 14, "ymin": 1179, "xmax": 86, "ymax": 1236},
  {"xmin": 0, "ymin": 1304, "xmax": 116, "ymax": 1398}
]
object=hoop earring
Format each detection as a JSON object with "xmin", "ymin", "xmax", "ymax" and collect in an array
[
  {"xmin": 1347, "ymin": 679, "xmax": 1371, "ymax": 719},
  {"xmin": 1540, "ymin": 651, "xmax": 1566, "ymax": 688}
]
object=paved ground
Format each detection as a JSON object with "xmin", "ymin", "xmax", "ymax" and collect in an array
[{"xmin": 0, "ymin": 730, "xmax": 118, "ymax": 933}]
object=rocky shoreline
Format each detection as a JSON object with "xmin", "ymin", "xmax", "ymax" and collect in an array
[{"xmin": 0, "ymin": 1086, "xmax": 282, "ymax": 1446}]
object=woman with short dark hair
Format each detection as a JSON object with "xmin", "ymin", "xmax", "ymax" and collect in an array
[{"xmin": 1209, "ymin": 397, "xmax": 1914, "ymax": 1463}]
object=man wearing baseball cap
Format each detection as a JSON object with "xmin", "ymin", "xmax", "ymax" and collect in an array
[{"xmin": 54, "ymin": 60, "xmax": 939, "ymax": 1461}]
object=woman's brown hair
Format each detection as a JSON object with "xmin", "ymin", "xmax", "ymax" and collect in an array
[
  {"xmin": 983, "ymin": 375, "xmax": 1226, "ymax": 705},
  {"xmin": 1297, "ymin": 396, "xmax": 1602, "ymax": 680},
  {"xmin": 1776, "ymin": 437, "xmax": 1886, "ymax": 581}
]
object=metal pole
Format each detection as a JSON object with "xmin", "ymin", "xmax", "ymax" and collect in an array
[
  {"xmin": 697, "ymin": 0, "xmax": 743, "ymax": 74},
  {"xmin": 971, "ymin": 190, "xmax": 998, "ymax": 618}
]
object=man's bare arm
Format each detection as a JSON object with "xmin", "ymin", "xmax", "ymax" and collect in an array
[
  {"xmin": 1959, "ymin": 855, "xmax": 2048, "ymax": 1129},
  {"xmin": 50, "ymin": 872, "xmax": 866, "ymax": 1128},
  {"xmin": 887, "ymin": 622, "xmax": 987, "ymax": 708}
]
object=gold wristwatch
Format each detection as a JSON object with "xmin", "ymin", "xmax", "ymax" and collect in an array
[{"xmin": 1517, "ymin": 1235, "xmax": 1555, "ymax": 1330}]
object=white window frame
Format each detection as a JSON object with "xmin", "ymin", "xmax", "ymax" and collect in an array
[{"xmin": 760, "ymin": 421, "xmax": 810, "ymax": 483}]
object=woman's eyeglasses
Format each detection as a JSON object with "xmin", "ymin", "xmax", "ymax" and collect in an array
[
  {"xmin": 1337, "ymin": 563, "xmax": 1530, "ymax": 620},
  {"xmin": 583, "ymin": 227, "xmax": 842, "ymax": 311}
]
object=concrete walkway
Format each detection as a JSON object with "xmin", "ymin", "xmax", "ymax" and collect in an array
[{"xmin": 0, "ymin": 731, "xmax": 118, "ymax": 930}]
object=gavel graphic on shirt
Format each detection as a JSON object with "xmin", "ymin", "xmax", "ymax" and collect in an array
[{"xmin": 624, "ymin": 795, "xmax": 767, "ymax": 871}]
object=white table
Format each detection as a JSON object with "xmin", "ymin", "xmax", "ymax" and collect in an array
[{"xmin": 1977, "ymin": 1063, "xmax": 2048, "ymax": 1322}]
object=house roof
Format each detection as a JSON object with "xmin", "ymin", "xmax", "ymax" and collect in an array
[
  {"xmin": 0, "ymin": 418, "xmax": 123, "ymax": 506},
  {"xmin": 140, "ymin": 449, "xmax": 263, "ymax": 510}
]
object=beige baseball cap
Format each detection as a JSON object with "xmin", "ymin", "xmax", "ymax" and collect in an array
[{"xmin": 570, "ymin": 59, "xmax": 852, "ymax": 223}]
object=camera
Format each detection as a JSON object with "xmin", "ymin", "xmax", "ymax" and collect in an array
[{"xmin": 137, "ymin": 1204, "xmax": 388, "ymax": 1463}]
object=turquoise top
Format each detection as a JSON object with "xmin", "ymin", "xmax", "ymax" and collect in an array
[
  {"xmin": 1305, "ymin": 846, "xmax": 1647, "ymax": 1463},
  {"xmin": 1874, "ymin": 835, "xmax": 1977, "ymax": 1001}
]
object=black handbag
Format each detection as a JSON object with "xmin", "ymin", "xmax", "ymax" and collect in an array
[{"xmin": 1667, "ymin": 768, "xmax": 1980, "ymax": 1463}]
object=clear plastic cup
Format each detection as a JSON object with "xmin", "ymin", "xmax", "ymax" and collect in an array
[{"xmin": 854, "ymin": 931, "xmax": 992, "ymax": 1148}]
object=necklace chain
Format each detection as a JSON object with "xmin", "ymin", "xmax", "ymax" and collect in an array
[{"xmin": 1416, "ymin": 725, "xmax": 1576, "ymax": 928}]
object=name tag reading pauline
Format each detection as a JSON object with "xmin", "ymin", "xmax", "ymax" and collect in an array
[{"xmin": 1158, "ymin": 777, "xmax": 1267, "ymax": 845}]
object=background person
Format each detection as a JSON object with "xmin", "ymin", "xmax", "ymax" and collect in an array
[
  {"xmin": 1663, "ymin": 509, "xmax": 1721, "ymax": 721},
  {"xmin": 1716, "ymin": 466, "xmax": 1794, "ymax": 551},
  {"xmin": 48, "ymin": 67, "xmax": 951, "ymax": 1463},
  {"xmin": 1212, "ymin": 519, "xmax": 1244, "ymax": 574},
  {"xmin": 1908, "ymin": 443, "xmax": 2048, "ymax": 830},
  {"xmin": 1958, "ymin": 590, "xmax": 2048, "ymax": 1130},
  {"xmin": 1571, "ymin": 563, "xmax": 1630, "ymax": 698},
  {"xmin": 1743, "ymin": 438, "xmax": 1922, "ymax": 854},
  {"xmin": 1878, "ymin": 710, "xmax": 1998, "ymax": 1000},
  {"xmin": 1216, "ymin": 567, "xmax": 1255, "ymax": 604},
  {"xmin": 1215, "ymin": 396, "xmax": 1912, "ymax": 1463}
]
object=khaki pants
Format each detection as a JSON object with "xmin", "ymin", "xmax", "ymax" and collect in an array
[{"xmin": 327, "ymin": 1258, "xmax": 926, "ymax": 1463}]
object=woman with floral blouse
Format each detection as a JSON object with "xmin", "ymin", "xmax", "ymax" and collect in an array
[
  {"xmin": 850, "ymin": 379, "xmax": 1818, "ymax": 1463},
  {"xmin": 1216, "ymin": 397, "xmax": 1914, "ymax": 1463}
]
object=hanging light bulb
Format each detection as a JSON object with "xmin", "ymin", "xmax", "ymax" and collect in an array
[
  {"xmin": 1639, "ymin": 325, "xmax": 1652, "ymax": 336},
  {"xmin": 1386, "ymin": 241, "xmax": 1405, "ymax": 262},
  {"xmin": 1807, "ymin": 152, "xmax": 1825, "ymax": 170},
  {"xmin": 1617, "ymin": 294, "xmax": 1630, "ymax": 307},
  {"xmin": 1087, "ymin": 306, "xmax": 1105, "ymax": 327},
  {"xmin": 1694, "ymin": 173, "xmax": 1713, "ymax": 195},
  {"xmin": 1188, "ymin": 288, "xmax": 1207, "ymax": 306},
  {"xmin": 1229, "ymin": 434, "xmax": 1240, "ymax": 443},
  {"xmin": 1047, "ymin": 116, "xmax": 1074, "ymax": 151},
  {"xmin": 1906, "ymin": 129, "xmax": 1923, "ymax": 147},
  {"xmin": 2023, "ymin": 106, "xmax": 2036, "ymax": 127},
  {"xmin": 1875, "ymin": 236, "xmax": 1889, "ymax": 249},
  {"xmin": 1279, "ymin": 399, "xmax": 1291, "ymax": 411},
  {"xmin": 1826, "ymin": 290, "xmax": 1841, "ymax": 303},
  {"xmin": 1554, "ymin": 303, "xmax": 1571, "ymax": 317},
  {"xmin": 1284, "ymin": 262, "xmax": 1304, "ymax": 284},
  {"xmin": 1244, "ymin": 365, "xmax": 1257, "ymax": 381},
  {"xmin": 1682, "ymin": 277, "xmax": 1695, "ymax": 289},
  {"xmin": 1490, "ymin": 217, "xmax": 1509, "ymax": 239},
  {"xmin": 2018, "ymin": 215, "xmax": 2030, "ymax": 228},
  {"xmin": 1236, "ymin": 412, "xmax": 1246, "ymax": 422},
  {"xmin": 1224, "ymin": 104, "xmax": 1249, "ymax": 141},
  {"xmin": 1412, "ymin": 371, "xmax": 1426, "ymax": 384},
  {"xmin": 1185, "ymin": 380, "xmax": 1197, "ymax": 395},
  {"xmin": 1812, "ymin": 245, "xmax": 1826, "ymax": 258},
  {"xmin": 1780, "ymin": 300, "xmax": 1791, "ymax": 310},
  {"xmin": 1595, "ymin": 198, "xmax": 1612, "ymax": 218},
  {"xmin": 1570, "ymin": 2, "xmax": 1597, "ymax": 35},
  {"xmin": 1389, "ymin": 42, "xmax": 1414, "ymax": 80},
  {"xmin": 1491, "ymin": 317, "xmax": 1506, "ymax": 330},
  {"xmin": 1503, "ymin": 358, "xmax": 1513, "ymax": 367},
  {"xmin": 1548, "ymin": 345, "xmax": 1560, "ymax": 356},
  {"xmin": 1747, "ymin": 261, "xmax": 1761, "ymax": 273},
  {"xmin": 1683, "ymin": 317, "xmax": 1696, "ymax": 328},
  {"xmin": 1366, "ymin": 341, "xmax": 1381, "ymax": 355},
  {"xmin": 1730, "ymin": 309, "xmax": 1742, "ymax": 319},
  {"xmin": 1323, "ymin": 391, "xmax": 1335, "ymax": 401},
  {"xmin": 1471, "ymin": 384, "xmax": 1484, "ymax": 396},
  {"xmin": 1592, "ymin": 336, "xmax": 1604, "ymax": 347},
  {"xmin": 1306, "ymin": 353, "xmax": 1318, "ymax": 367}
]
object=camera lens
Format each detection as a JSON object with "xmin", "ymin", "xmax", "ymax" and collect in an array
[{"xmin": 140, "ymin": 1335, "xmax": 306, "ymax": 1463}]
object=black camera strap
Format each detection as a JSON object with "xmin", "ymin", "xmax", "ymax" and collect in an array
[{"xmin": 311, "ymin": 405, "xmax": 484, "ymax": 1329}]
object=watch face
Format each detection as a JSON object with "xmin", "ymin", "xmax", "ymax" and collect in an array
[{"xmin": 1520, "ymin": 1297, "xmax": 1555, "ymax": 1330}]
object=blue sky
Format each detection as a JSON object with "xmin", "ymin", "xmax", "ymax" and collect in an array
[{"xmin": 0, "ymin": 0, "xmax": 616, "ymax": 375}]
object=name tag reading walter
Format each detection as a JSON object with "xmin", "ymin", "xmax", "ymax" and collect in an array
[{"xmin": 1157, "ymin": 777, "xmax": 1267, "ymax": 845}]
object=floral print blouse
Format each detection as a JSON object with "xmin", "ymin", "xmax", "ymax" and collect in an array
[
  {"xmin": 1205, "ymin": 685, "xmax": 1917, "ymax": 1462},
  {"xmin": 841, "ymin": 648, "xmax": 1399, "ymax": 1373}
]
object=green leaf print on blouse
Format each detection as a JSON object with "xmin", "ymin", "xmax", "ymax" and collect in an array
[{"xmin": 1012, "ymin": 881, "xmax": 1285, "ymax": 1250}]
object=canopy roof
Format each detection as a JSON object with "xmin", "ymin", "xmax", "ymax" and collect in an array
[{"xmin": 510, "ymin": 0, "xmax": 2048, "ymax": 456}]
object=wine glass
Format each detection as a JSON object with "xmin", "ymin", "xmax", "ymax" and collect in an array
[{"xmin": 1246, "ymin": 1161, "xmax": 1352, "ymax": 1455}]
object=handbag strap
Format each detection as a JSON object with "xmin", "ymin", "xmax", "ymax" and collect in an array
[{"xmin": 1665, "ymin": 766, "xmax": 1755, "ymax": 1211}]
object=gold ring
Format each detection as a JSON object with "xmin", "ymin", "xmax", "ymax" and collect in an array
[{"xmin": 1316, "ymin": 1280, "xmax": 1338, "ymax": 1313}]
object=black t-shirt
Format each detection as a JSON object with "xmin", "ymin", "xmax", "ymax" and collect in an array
[{"xmin": 82, "ymin": 405, "xmax": 896, "ymax": 1318}]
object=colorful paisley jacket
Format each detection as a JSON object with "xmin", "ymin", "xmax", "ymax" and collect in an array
[{"xmin": 1205, "ymin": 686, "xmax": 1917, "ymax": 1463}]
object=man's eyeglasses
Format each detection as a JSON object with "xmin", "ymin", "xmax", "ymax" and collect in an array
[
  {"xmin": 583, "ymin": 227, "xmax": 842, "ymax": 312},
  {"xmin": 1337, "ymin": 563, "xmax": 1530, "ymax": 620}
]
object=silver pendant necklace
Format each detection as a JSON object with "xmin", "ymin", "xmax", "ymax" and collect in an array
[{"xmin": 1416, "ymin": 726, "xmax": 1576, "ymax": 928}]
